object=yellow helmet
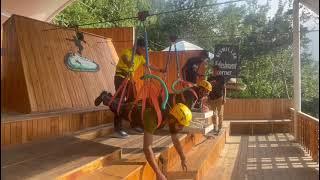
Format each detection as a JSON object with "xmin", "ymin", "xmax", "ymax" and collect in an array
[
  {"xmin": 169, "ymin": 103, "xmax": 192, "ymax": 127},
  {"xmin": 197, "ymin": 80, "xmax": 212, "ymax": 92}
]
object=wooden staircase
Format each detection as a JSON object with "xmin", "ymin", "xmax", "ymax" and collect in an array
[
  {"xmin": 2, "ymin": 112, "xmax": 228, "ymax": 180},
  {"xmin": 166, "ymin": 130, "xmax": 226, "ymax": 180}
]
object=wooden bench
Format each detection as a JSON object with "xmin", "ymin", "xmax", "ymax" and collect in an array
[
  {"xmin": 228, "ymin": 119, "xmax": 293, "ymax": 135},
  {"xmin": 1, "ymin": 106, "xmax": 113, "ymax": 147},
  {"xmin": 1, "ymin": 106, "xmax": 110, "ymax": 123}
]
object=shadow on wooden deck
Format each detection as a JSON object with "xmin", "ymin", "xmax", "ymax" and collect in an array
[{"xmin": 204, "ymin": 133, "xmax": 319, "ymax": 180}]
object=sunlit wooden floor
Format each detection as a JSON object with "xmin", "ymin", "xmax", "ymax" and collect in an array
[{"xmin": 204, "ymin": 133, "xmax": 319, "ymax": 180}]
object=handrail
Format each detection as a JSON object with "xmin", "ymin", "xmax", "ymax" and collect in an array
[
  {"xmin": 297, "ymin": 111, "xmax": 319, "ymax": 122},
  {"xmin": 291, "ymin": 108, "xmax": 319, "ymax": 163}
]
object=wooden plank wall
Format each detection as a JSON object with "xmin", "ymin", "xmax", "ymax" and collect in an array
[
  {"xmin": 1, "ymin": 98, "xmax": 292, "ymax": 147},
  {"xmin": 2, "ymin": 16, "xmax": 31, "ymax": 113},
  {"xmin": 2, "ymin": 15, "xmax": 118, "ymax": 113},
  {"xmin": 1, "ymin": 110, "xmax": 113, "ymax": 147},
  {"xmin": 81, "ymin": 27, "xmax": 134, "ymax": 57},
  {"xmin": 223, "ymin": 99, "xmax": 293, "ymax": 120}
]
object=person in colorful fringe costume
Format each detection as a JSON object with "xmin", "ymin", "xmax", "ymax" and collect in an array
[
  {"xmin": 143, "ymin": 103, "xmax": 191, "ymax": 180},
  {"xmin": 95, "ymin": 38, "xmax": 165, "ymax": 138},
  {"xmin": 94, "ymin": 91, "xmax": 192, "ymax": 180}
]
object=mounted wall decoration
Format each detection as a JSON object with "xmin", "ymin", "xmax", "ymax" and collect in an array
[
  {"xmin": 2, "ymin": 15, "xmax": 119, "ymax": 113},
  {"xmin": 65, "ymin": 52, "xmax": 100, "ymax": 72}
]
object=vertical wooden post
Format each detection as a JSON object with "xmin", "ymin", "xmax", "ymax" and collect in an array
[
  {"xmin": 293, "ymin": 0, "xmax": 301, "ymax": 111},
  {"xmin": 293, "ymin": 110, "xmax": 298, "ymax": 140}
]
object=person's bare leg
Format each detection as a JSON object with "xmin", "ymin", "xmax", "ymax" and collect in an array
[
  {"xmin": 217, "ymin": 97, "xmax": 224, "ymax": 131},
  {"xmin": 210, "ymin": 100, "xmax": 218, "ymax": 131},
  {"xmin": 143, "ymin": 131, "xmax": 167, "ymax": 180}
]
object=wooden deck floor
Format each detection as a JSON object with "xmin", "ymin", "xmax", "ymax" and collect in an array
[
  {"xmin": 1, "ymin": 128, "xmax": 187, "ymax": 180},
  {"xmin": 204, "ymin": 133, "xmax": 319, "ymax": 180}
]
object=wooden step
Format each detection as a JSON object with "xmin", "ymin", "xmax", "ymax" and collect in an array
[
  {"xmin": 2, "ymin": 140, "xmax": 121, "ymax": 180},
  {"xmin": 229, "ymin": 119, "xmax": 292, "ymax": 135},
  {"xmin": 181, "ymin": 124, "xmax": 214, "ymax": 135},
  {"xmin": 192, "ymin": 111, "xmax": 214, "ymax": 119},
  {"xmin": 2, "ymin": 123, "xmax": 114, "ymax": 167},
  {"xmin": 181, "ymin": 111, "xmax": 215, "ymax": 135},
  {"xmin": 166, "ymin": 129, "xmax": 226, "ymax": 180},
  {"xmin": 2, "ymin": 124, "xmax": 121, "ymax": 180},
  {"xmin": 74, "ymin": 124, "xmax": 114, "ymax": 140},
  {"xmin": 64, "ymin": 131, "xmax": 200, "ymax": 180},
  {"xmin": 69, "ymin": 161, "xmax": 143, "ymax": 180}
]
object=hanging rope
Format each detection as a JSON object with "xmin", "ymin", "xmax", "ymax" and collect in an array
[
  {"xmin": 126, "ymin": 11, "xmax": 169, "ymax": 128},
  {"xmin": 164, "ymin": 35, "xmax": 198, "ymax": 106},
  {"xmin": 106, "ymin": 23, "xmax": 140, "ymax": 115}
]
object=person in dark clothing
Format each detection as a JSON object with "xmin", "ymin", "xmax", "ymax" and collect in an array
[
  {"xmin": 93, "ymin": 91, "xmax": 191, "ymax": 180},
  {"xmin": 207, "ymin": 65, "xmax": 226, "ymax": 132},
  {"xmin": 182, "ymin": 51, "xmax": 209, "ymax": 83}
]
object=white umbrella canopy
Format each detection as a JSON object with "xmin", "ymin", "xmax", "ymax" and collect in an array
[{"xmin": 162, "ymin": 40, "xmax": 214, "ymax": 59}]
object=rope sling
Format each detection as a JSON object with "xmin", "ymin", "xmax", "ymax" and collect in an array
[
  {"xmin": 112, "ymin": 11, "xmax": 169, "ymax": 128},
  {"xmin": 165, "ymin": 35, "xmax": 198, "ymax": 106}
]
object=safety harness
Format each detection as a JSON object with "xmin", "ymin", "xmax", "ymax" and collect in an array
[
  {"xmin": 166, "ymin": 35, "xmax": 198, "ymax": 105},
  {"xmin": 127, "ymin": 11, "xmax": 169, "ymax": 128}
]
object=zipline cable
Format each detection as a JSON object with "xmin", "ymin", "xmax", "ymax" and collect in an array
[{"xmin": 75, "ymin": 0, "xmax": 247, "ymax": 27}]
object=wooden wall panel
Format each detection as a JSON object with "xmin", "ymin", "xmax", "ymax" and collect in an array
[
  {"xmin": 1, "ymin": 99, "xmax": 292, "ymax": 147},
  {"xmin": 2, "ymin": 15, "xmax": 118, "ymax": 113},
  {"xmin": 2, "ymin": 17, "xmax": 31, "ymax": 113},
  {"xmin": 223, "ymin": 99, "xmax": 293, "ymax": 120},
  {"xmin": 1, "ymin": 109, "xmax": 114, "ymax": 147},
  {"xmin": 81, "ymin": 27, "xmax": 134, "ymax": 57}
]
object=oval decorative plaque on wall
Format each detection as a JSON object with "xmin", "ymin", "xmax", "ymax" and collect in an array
[{"xmin": 65, "ymin": 52, "xmax": 100, "ymax": 72}]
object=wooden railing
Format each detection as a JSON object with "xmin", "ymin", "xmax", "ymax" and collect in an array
[
  {"xmin": 224, "ymin": 99, "xmax": 292, "ymax": 120},
  {"xmin": 291, "ymin": 108, "xmax": 319, "ymax": 162}
]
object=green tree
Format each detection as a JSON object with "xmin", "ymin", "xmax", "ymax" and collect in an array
[{"xmin": 53, "ymin": 0, "xmax": 319, "ymax": 117}]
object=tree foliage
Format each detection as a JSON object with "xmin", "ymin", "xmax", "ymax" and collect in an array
[{"xmin": 53, "ymin": 0, "xmax": 319, "ymax": 117}]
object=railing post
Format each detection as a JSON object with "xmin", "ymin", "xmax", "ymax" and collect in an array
[{"xmin": 293, "ymin": 109, "xmax": 298, "ymax": 140}]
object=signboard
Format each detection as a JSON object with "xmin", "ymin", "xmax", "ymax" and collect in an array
[{"xmin": 213, "ymin": 45, "xmax": 240, "ymax": 78}]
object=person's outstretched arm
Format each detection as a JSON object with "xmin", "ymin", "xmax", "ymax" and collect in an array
[
  {"xmin": 171, "ymin": 133, "xmax": 188, "ymax": 171},
  {"xmin": 143, "ymin": 131, "xmax": 167, "ymax": 180}
]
